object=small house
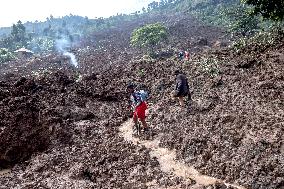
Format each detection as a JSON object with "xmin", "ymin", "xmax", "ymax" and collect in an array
[{"xmin": 14, "ymin": 48, "xmax": 34, "ymax": 59}]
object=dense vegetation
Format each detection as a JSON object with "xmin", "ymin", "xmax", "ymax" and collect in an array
[{"xmin": 243, "ymin": 0, "xmax": 284, "ymax": 21}]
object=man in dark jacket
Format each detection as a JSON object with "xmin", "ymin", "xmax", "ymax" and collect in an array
[
  {"xmin": 173, "ymin": 70, "xmax": 191, "ymax": 107},
  {"xmin": 178, "ymin": 51, "xmax": 184, "ymax": 61}
]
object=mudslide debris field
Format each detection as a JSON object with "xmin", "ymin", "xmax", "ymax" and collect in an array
[{"xmin": 0, "ymin": 13, "xmax": 283, "ymax": 189}]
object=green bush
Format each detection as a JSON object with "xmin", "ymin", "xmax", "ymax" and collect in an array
[
  {"xmin": 199, "ymin": 57, "xmax": 221, "ymax": 77},
  {"xmin": 130, "ymin": 23, "xmax": 168, "ymax": 54},
  {"xmin": 27, "ymin": 36, "xmax": 55, "ymax": 53},
  {"xmin": 231, "ymin": 27, "xmax": 281, "ymax": 52},
  {"xmin": 0, "ymin": 48, "xmax": 15, "ymax": 63}
]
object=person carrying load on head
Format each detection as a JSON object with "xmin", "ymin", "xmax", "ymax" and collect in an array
[
  {"xmin": 172, "ymin": 70, "xmax": 192, "ymax": 107},
  {"xmin": 126, "ymin": 84, "xmax": 149, "ymax": 134}
]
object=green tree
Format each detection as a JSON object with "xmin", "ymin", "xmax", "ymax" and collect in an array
[
  {"xmin": 130, "ymin": 23, "xmax": 168, "ymax": 54},
  {"xmin": 147, "ymin": 1, "xmax": 159, "ymax": 11},
  {"xmin": 10, "ymin": 20, "xmax": 28, "ymax": 49},
  {"xmin": 223, "ymin": 3, "xmax": 260, "ymax": 36},
  {"xmin": 0, "ymin": 21, "xmax": 28, "ymax": 50},
  {"xmin": 0, "ymin": 48, "xmax": 15, "ymax": 63},
  {"xmin": 242, "ymin": 0, "xmax": 284, "ymax": 21},
  {"xmin": 11, "ymin": 21, "xmax": 26, "ymax": 42}
]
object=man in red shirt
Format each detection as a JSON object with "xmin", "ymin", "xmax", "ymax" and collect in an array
[
  {"xmin": 127, "ymin": 84, "xmax": 149, "ymax": 134},
  {"xmin": 184, "ymin": 51, "xmax": 190, "ymax": 61}
]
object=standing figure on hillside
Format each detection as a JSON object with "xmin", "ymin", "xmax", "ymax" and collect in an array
[
  {"xmin": 184, "ymin": 50, "xmax": 190, "ymax": 61},
  {"xmin": 172, "ymin": 70, "xmax": 192, "ymax": 107},
  {"xmin": 126, "ymin": 84, "xmax": 149, "ymax": 134},
  {"xmin": 178, "ymin": 51, "xmax": 184, "ymax": 61}
]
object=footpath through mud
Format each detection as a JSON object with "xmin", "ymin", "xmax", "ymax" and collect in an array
[
  {"xmin": 119, "ymin": 119, "xmax": 247, "ymax": 189},
  {"xmin": 0, "ymin": 169, "xmax": 11, "ymax": 178}
]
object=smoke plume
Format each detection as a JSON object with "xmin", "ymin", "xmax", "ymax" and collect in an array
[{"xmin": 55, "ymin": 38, "xmax": 78, "ymax": 68}]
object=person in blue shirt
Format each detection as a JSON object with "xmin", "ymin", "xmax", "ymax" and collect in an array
[{"xmin": 126, "ymin": 84, "xmax": 149, "ymax": 133}]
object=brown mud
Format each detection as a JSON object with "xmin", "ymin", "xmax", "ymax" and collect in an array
[
  {"xmin": 0, "ymin": 12, "xmax": 283, "ymax": 189},
  {"xmin": 120, "ymin": 119, "xmax": 246, "ymax": 189}
]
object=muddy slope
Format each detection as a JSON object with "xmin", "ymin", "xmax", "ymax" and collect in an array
[
  {"xmin": 0, "ymin": 69, "xmax": 190, "ymax": 188},
  {"xmin": 150, "ymin": 41, "xmax": 284, "ymax": 188},
  {"xmin": 0, "ymin": 12, "xmax": 283, "ymax": 189}
]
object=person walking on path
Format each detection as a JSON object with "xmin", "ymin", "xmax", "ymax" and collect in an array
[
  {"xmin": 126, "ymin": 84, "xmax": 149, "ymax": 134},
  {"xmin": 172, "ymin": 70, "xmax": 192, "ymax": 107}
]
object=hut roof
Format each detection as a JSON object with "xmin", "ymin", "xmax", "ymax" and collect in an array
[{"xmin": 14, "ymin": 48, "xmax": 33, "ymax": 54}]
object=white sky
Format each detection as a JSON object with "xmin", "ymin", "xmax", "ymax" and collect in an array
[{"xmin": 0, "ymin": 0, "xmax": 156, "ymax": 27}]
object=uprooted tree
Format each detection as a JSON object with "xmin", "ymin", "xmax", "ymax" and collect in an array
[{"xmin": 130, "ymin": 23, "xmax": 168, "ymax": 56}]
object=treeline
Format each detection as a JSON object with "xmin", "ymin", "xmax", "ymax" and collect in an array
[
  {"xmin": 146, "ymin": 0, "xmax": 284, "ymax": 36},
  {"xmin": 0, "ymin": 0, "xmax": 284, "ymax": 61},
  {"xmin": 0, "ymin": 15, "xmax": 91, "ymax": 53}
]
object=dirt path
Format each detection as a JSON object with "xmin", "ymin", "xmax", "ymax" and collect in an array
[
  {"xmin": 0, "ymin": 169, "xmax": 11, "ymax": 178},
  {"xmin": 119, "ymin": 120, "xmax": 247, "ymax": 189}
]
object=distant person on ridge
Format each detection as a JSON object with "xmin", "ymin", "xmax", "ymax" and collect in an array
[
  {"xmin": 173, "ymin": 70, "xmax": 191, "ymax": 107},
  {"xmin": 126, "ymin": 84, "xmax": 149, "ymax": 134},
  {"xmin": 178, "ymin": 51, "xmax": 184, "ymax": 61},
  {"xmin": 184, "ymin": 51, "xmax": 190, "ymax": 61}
]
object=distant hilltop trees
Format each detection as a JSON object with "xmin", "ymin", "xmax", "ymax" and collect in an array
[{"xmin": 0, "ymin": 0, "xmax": 283, "ymax": 58}]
